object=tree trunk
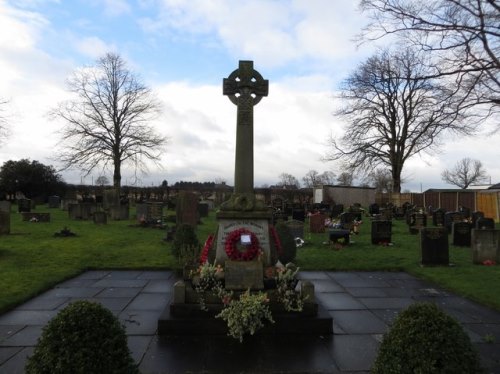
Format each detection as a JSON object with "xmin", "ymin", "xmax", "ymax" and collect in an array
[{"xmin": 113, "ymin": 160, "xmax": 121, "ymax": 206}]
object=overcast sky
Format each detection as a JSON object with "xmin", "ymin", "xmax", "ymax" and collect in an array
[{"xmin": 1, "ymin": 0, "xmax": 499, "ymax": 192}]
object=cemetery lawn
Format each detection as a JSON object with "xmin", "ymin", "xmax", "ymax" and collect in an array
[{"xmin": 1, "ymin": 207, "xmax": 499, "ymax": 314}]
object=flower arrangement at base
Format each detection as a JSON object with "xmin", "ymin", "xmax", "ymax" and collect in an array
[
  {"xmin": 191, "ymin": 262, "xmax": 226, "ymax": 311},
  {"xmin": 216, "ymin": 290, "xmax": 274, "ymax": 342},
  {"xmin": 224, "ymin": 228, "xmax": 261, "ymax": 261},
  {"xmin": 276, "ymin": 266, "xmax": 307, "ymax": 312}
]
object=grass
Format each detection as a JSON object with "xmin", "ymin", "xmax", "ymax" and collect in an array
[{"xmin": 1, "ymin": 205, "xmax": 499, "ymax": 314}]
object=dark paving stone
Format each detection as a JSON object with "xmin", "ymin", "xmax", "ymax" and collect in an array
[
  {"xmin": 359, "ymin": 297, "xmax": 415, "ymax": 310},
  {"xmin": 0, "ymin": 347, "xmax": 22, "ymax": 365},
  {"xmin": 356, "ymin": 271, "xmax": 415, "ymax": 280},
  {"xmin": 104, "ymin": 270, "xmax": 144, "ymax": 279},
  {"xmin": 119, "ymin": 310, "xmax": 162, "ymax": 335},
  {"xmin": 434, "ymin": 297, "xmax": 500, "ymax": 324},
  {"xmin": 127, "ymin": 335, "xmax": 154, "ymax": 365},
  {"xmin": 335, "ymin": 277, "xmax": 391, "ymax": 288},
  {"xmin": 345, "ymin": 287, "xmax": 388, "ymax": 298},
  {"xmin": 91, "ymin": 279, "xmax": 148, "ymax": 288},
  {"xmin": 476, "ymin": 343, "xmax": 500, "ymax": 373},
  {"xmin": 463, "ymin": 323, "xmax": 500, "ymax": 342},
  {"xmin": 40, "ymin": 287, "xmax": 103, "ymax": 298},
  {"xmin": 54, "ymin": 278, "xmax": 98, "ymax": 288},
  {"xmin": 72, "ymin": 270, "xmax": 110, "ymax": 280},
  {"xmin": 386, "ymin": 278, "xmax": 434, "ymax": 289},
  {"xmin": 316, "ymin": 293, "xmax": 367, "ymax": 311},
  {"xmin": 0, "ymin": 346, "xmax": 34, "ymax": 374},
  {"xmin": 329, "ymin": 334, "xmax": 380, "ymax": 372},
  {"xmin": 330, "ymin": 310, "xmax": 388, "ymax": 334},
  {"xmin": 0, "ymin": 310, "xmax": 58, "ymax": 326},
  {"xmin": 370, "ymin": 309, "xmax": 401, "ymax": 326},
  {"xmin": 58, "ymin": 297, "xmax": 132, "ymax": 312},
  {"xmin": 0, "ymin": 325, "xmax": 25, "ymax": 343},
  {"xmin": 142, "ymin": 279, "xmax": 175, "ymax": 293},
  {"xmin": 311, "ymin": 279, "xmax": 344, "ymax": 293},
  {"xmin": 0, "ymin": 325, "xmax": 42, "ymax": 347},
  {"xmin": 137, "ymin": 271, "xmax": 174, "ymax": 280},
  {"xmin": 126, "ymin": 293, "xmax": 171, "ymax": 311},
  {"xmin": 327, "ymin": 272, "xmax": 363, "ymax": 281},
  {"xmin": 297, "ymin": 271, "xmax": 331, "ymax": 280},
  {"xmin": 16, "ymin": 296, "xmax": 68, "ymax": 311},
  {"xmin": 95, "ymin": 287, "xmax": 142, "ymax": 298}
]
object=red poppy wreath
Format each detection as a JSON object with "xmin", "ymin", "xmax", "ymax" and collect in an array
[{"xmin": 224, "ymin": 228, "xmax": 261, "ymax": 261}]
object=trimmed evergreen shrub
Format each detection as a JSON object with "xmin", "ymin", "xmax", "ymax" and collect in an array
[
  {"xmin": 372, "ymin": 302, "xmax": 483, "ymax": 374},
  {"xmin": 275, "ymin": 221, "xmax": 296, "ymax": 264},
  {"xmin": 25, "ymin": 300, "xmax": 139, "ymax": 374},
  {"xmin": 172, "ymin": 223, "xmax": 200, "ymax": 265}
]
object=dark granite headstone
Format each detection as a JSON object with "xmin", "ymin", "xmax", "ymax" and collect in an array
[
  {"xmin": 176, "ymin": 191, "xmax": 199, "ymax": 227},
  {"xmin": 432, "ymin": 209, "xmax": 445, "ymax": 226},
  {"xmin": 0, "ymin": 211, "xmax": 10, "ymax": 235},
  {"xmin": 329, "ymin": 229, "xmax": 350, "ymax": 244},
  {"xmin": 48, "ymin": 196, "xmax": 61, "ymax": 209},
  {"xmin": 444, "ymin": 211, "xmax": 463, "ymax": 233},
  {"xmin": 409, "ymin": 213, "xmax": 427, "ymax": 234},
  {"xmin": 339, "ymin": 212, "xmax": 355, "ymax": 231},
  {"xmin": 93, "ymin": 211, "xmax": 107, "ymax": 224},
  {"xmin": 198, "ymin": 203, "xmax": 209, "ymax": 218},
  {"xmin": 368, "ymin": 203, "xmax": 380, "ymax": 216},
  {"xmin": 371, "ymin": 220, "xmax": 392, "ymax": 245},
  {"xmin": 476, "ymin": 217, "xmax": 495, "ymax": 230},
  {"xmin": 471, "ymin": 229, "xmax": 500, "ymax": 264},
  {"xmin": 420, "ymin": 227, "xmax": 449, "ymax": 265},
  {"xmin": 309, "ymin": 214, "xmax": 326, "ymax": 233},
  {"xmin": 285, "ymin": 219, "xmax": 305, "ymax": 239},
  {"xmin": 471, "ymin": 211, "xmax": 485, "ymax": 227},
  {"xmin": 18, "ymin": 198, "xmax": 31, "ymax": 213},
  {"xmin": 292, "ymin": 209, "xmax": 305, "ymax": 222},
  {"xmin": 452, "ymin": 222, "xmax": 472, "ymax": 247}
]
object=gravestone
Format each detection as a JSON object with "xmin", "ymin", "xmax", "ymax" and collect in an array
[
  {"xmin": 329, "ymin": 229, "xmax": 350, "ymax": 245},
  {"xmin": 48, "ymin": 196, "xmax": 61, "ymax": 209},
  {"xmin": 420, "ymin": 227, "xmax": 449, "ymax": 266},
  {"xmin": 409, "ymin": 213, "xmax": 427, "ymax": 234},
  {"xmin": 471, "ymin": 229, "xmax": 500, "ymax": 264},
  {"xmin": 136, "ymin": 203, "xmax": 148, "ymax": 221},
  {"xmin": 348, "ymin": 205, "xmax": 363, "ymax": 221},
  {"xmin": 309, "ymin": 214, "xmax": 326, "ymax": 234},
  {"xmin": 339, "ymin": 212, "xmax": 355, "ymax": 231},
  {"xmin": 0, "ymin": 204, "xmax": 10, "ymax": 234},
  {"xmin": 432, "ymin": 209, "xmax": 445, "ymax": 226},
  {"xmin": 452, "ymin": 222, "xmax": 472, "ymax": 247},
  {"xmin": 292, "ymin": 209, "xmax": 305, "ymax": 222},
  {"xmin": 371, "ymin": 220, "xmax": 392, "ymax": 245},
  {"xmin": 380, "ymin": 208, "xmax": 393, "ymax": 221},
  {"xmin": 18, "ymin": 198, "xmax": 31, "ymax": 213},
  {"xmin": 285, "ymin": 219, "xmax": 305, "ymax": 239},
  {"xmin": 176, "ymin": 192, "xmax": 199, "ymax": 227},
  {"xmin": 224, "ymin": 260, "xmax": 264, "ymax": 290},
  {"xmin": 109, "ymin": 204, "xmax": 129, "ymax": 220},
  {"xmin": 444, "ymin": 211, "xmax": 463, "ymax": 233},
  {"xmin": 471, "ymin": 211, "xmax": 485, "ymax": 227},
  {"xmin": 93, "ymin": 211, "xmax": 107, "ymax": 224},
  {"xmin": 476, "ymin": 217, "xmax": 495, "ymax": 230},
  {"xmin": 198, "ymin": 203, "xmax": 209, "ymax": 218},
  {"xmin": 368, "ymin": 203, "xmax": 380, "ymax": 216}
]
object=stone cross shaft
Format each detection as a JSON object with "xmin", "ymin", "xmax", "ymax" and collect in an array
[{"xmin": 223, "ymin": 60, "xmax": 268, "ymax": 194}]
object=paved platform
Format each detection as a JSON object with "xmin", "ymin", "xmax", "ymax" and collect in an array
[{"xmin": 0, "ymin": 270, "xmax": 499, "ymax": 373}]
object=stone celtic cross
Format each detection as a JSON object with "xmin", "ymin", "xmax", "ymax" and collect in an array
[{"xmin": 223, "ymin": 60, "xmax": 268, "ymax": 195}]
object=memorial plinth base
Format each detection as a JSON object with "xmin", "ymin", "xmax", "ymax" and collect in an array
[{"xmin": 157, "ymin": 281, "xmax": 333, "ymax": 336}]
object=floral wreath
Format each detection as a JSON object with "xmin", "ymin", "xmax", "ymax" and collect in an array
[
  {"xmin": 224, "ymin": 228, "xmax": 261, "ymax": 261},
  {"xmin": 200, "ymin": 234, "xmax": 214, "ymax": 264}
]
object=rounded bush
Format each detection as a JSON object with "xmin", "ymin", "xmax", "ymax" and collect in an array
[
  {"xmin": 275, "ymin": 221, "xmax": 297, "ymax": 264},
  {"xmin": 25, "ymin": 300, "xmax": 139, "ymax": 374},
  {"xmin": 372, "ymin": 302, "xmax": 483, "ymax": 374},
  {"xmin": 172, "ymin": 223, "xmax": 200, "ymax": 264}
]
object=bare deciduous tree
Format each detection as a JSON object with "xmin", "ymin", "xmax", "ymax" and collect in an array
[
  {"xmin": 367, "ymin": 168, "xmax": 393, "ymax": 192},
  {"xmin": 336, "ymin": 172, "xmax": 354, "ymax": 186},
  {"xmin": 278, "ymin": 173, "xmax": 300, "ymax": 188},
  {"xmin": 325, "ymin": 47, "xmax": 475, "ymax": 193},
  {"xmin": 302, "ymin": 170, "xmax": 322, "ymax": 188},
  {"xmin": 319, "ymin": 171, "xmax": 337, "ymax": 185},
  {"xmin": 359, "ymin": 0, "xmax": 500, "ymax": 122},
  {"xmin": 441, "ymin": 157, "xmax": 488, "ymax": 188},
  {"xmin": 52, "ymin": 53, "xmax": 167, "ymax": 199}
]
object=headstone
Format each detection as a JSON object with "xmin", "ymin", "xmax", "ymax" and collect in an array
[
  {"xmin": 285, "ymin": 219, "xmax": 305, "ymax": 239},
  {"xmin": 444, "ymin": 211, "xmax": 463, "ymax": 233},
  {"xmin": 476, "ymin": 217, "xmax": 495, "ymax": 230},
  {"xmin": 394, "ymin": 206, "xmax": 405, "ymax": 219},
  {"xmin": 309, "ymin": 214, "xmax": 326, "ymax": 233},
  {"xmin": 224, "ymin": 260, "xmax": 264, "ymax": 290},
  {"xmin": 471, "ymin": 229, "xmax": 500, "ymax": 264},
  {"xmin": 459, "ymin": 206, "xmax": 471, "ymax": 219},
  {"xmin": 18, "ymin": 199, "xmax": 31, "ymax": 213},
  {"xmin": 371, "ymin": 220, "xmax": 392, "ymax": 245},
  {"xmin": 420, "ymin": 227, "xmax": 449, "ymax": 266},
  {"xmin": 471, "ymin": 211, "xmax": 485, "ymax": 227},
  {"xmin": 432, "ymin": 209, "xmax": 445, "ymax": 226},
  {"xmin": 148, "ymin": 202, "xmax": 164, "ymax": 222},
  {"xmin": 136, "ymin": 203, "xmax": 148, "ymax": 221},
  {"xmin": 198, "ymin": 203, "xmax": 209, "ymax": 218},
  {"xmin": 329, "ymin": 229, "xmax": 350, "ymax": 244},
  {"xmin": 0, "ymin": 210, "xmax": 10, "ymax": 235},
  {"xmin": 292, "ymin": 209, "xmax": 305, "ymax": 222},
  {"xmin": 331, "ymin": 204, "xmax": 344, "ymax": 218},
  {"xmin": 408, "ymin": 213, "xmax": 427, "ymax": 234},
  {"xmin": 368, "ymin": 203, "xmax": 380, "ymax": 216},
  {"xmin": 93, "ymin": 211, "xmax": 107, "ymax": 224},
  {"xmin": 0, "ymin": 201, "xmax": 11, "ymax": 214},
  {"xmin": 47, "ymin": 196, "xmax": 61, "ymax": 209},
  {"xmin": 176, "ymin": 192, "xmax": 199, "ymax": 227},
  {"xmin": 380, "ymin": 208, "xmax": 393, "ymax": 221},
  {"xmin": 452, "ymin": 222, "xmax": 472, "ymax": 247},
  {"xmin": 109, "ymin": 204, "xmax": 129, "ymax": 220},
  {"xmin": 339, "ymin": 212, "xmax": 355, "ymax": 231},
  {"xmin": 348, "ymin": 205, "xmax": 363, "ymax": 221}
]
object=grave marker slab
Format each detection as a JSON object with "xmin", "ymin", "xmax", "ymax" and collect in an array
[
  {"xmin": 472, "ymin": 211, "xmax": 485, "ymax": 227},
  {"xmin": 420, "ymin": 227, "xmax": 449, "ymax": 265},
  {"xmin": 0, "ymin": 211, "xmax": 10, "ymax": 235},
  {"xmin": 452, "ymin": 222, "xmax": 472, "ymax": 247},
  {"xmin": 309, "ymin": 214, "xmax": 326, "ymax": 233},
  {"xmin": 471, "ymin": 229, "xmax": 500, "ymax": 264},
  {"xmin": 409, "ymin": 213, "xmax": 427, "ymax": 234},
  {"xmin": 48, "ymin": 196, "xmax": 61, "ymax": 209},
  {"xmin": 0, "ymin": 201, "xmax": 11, "ymax": 213},
  {"xmin": 176, "ymin": 192, "xmax": 198, "ymax": 227},
  {"xmin": 18, "ymin": 199, "xmax": 31, "ymax": 213},
  {"xmin": 476, "ymin": 217, "xmax": 495, "ymax": 230},
  {"xmin": 371, "ymin": 220, "xmax": 392, "ymax": 245},
  {"xmin": 432, "ymin": 209, "xmax": 445, "ymax": 226},
  {"xmin": 285, "ymin": 219, "xmax": 305, "ymax": 239}
]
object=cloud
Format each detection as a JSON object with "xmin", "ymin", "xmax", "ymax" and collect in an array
[{"xmin": 75, "ymin": 36, "xmax": 115, "ymax": 59}]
